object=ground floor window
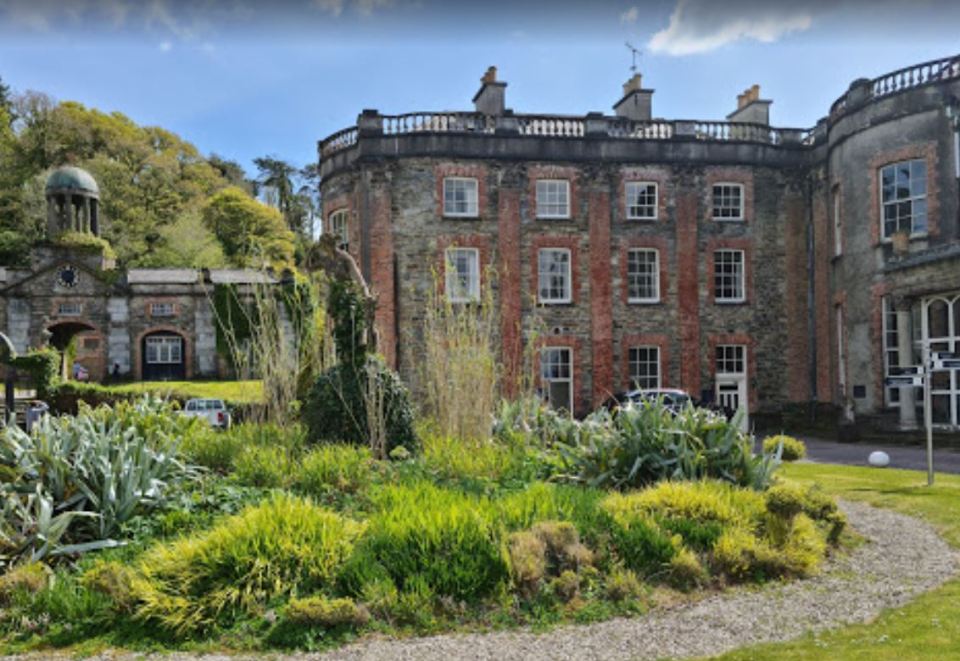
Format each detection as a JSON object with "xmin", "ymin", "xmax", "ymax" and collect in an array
[
  {"xmin": 882, "ymin": 296, "xmax": 901, "ymax": 408},
  {"xmin": 541, "ymin": 346, "xmax": 573, "ymax": 413},
  {"xmin": 145, "ymin": 335, "xmax": 182, "ymax": 364},
  {"xmin": 628, "ymin": 346, "xmax": 660, "ymax": 389},
  {"xmin": 924, "ymin": 293, "xmax": 960, "ymax": 427}
]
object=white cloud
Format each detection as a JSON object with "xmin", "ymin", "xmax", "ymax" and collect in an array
[
  {"xmin": 648, "ymin": 0, "xmax": 822, "ymax": 56},
  {"xmin": 159, "ymin": 40, "xmax": 172, "ymax": 51},
  {"xmin": 620, "ymin": 6, "xmax": 639, "ymax": 25},
  {"xmin": 313, "ymin": 0, "xmax": 344, "ymax": 17}
]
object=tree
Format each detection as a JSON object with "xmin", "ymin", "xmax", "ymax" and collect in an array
[
  {"xmin": 202, "ymin": 187, "xmax": 295, "ymax": 269},
  {"xmin": 208, "ymin": 153, "xmax": 253, "ymax": 194},
  {"xmin": 0, "ymin": 75, "xmax": 12, "ymax": 125},
  {"xmin": 253, "ymin": 156, "xmax": 307, "ymax": 237}
]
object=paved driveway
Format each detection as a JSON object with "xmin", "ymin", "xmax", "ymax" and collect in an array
[{"xmin": 797, "ymin": 436, "xmax": 960, "ymax": 474}]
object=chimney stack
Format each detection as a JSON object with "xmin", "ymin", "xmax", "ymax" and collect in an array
[
  {"xmin": 727, "ymin": 84, "xmax": 771, "ymax": 125},
  {"xmin": 473, "ymin": 66, "xmax": 507, "ymax": 115},
  {"xmin": 613, "ymin": 72, "xmax": 654, "ymax": 121}
]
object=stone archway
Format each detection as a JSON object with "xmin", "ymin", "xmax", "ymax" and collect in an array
[
  {"xmin": 136, "ymin": 328, "xmax": 190, "ymax": 382},
  {"xmin": 46, "ymin": 320, "xmax": 106, "ymax": 382}
]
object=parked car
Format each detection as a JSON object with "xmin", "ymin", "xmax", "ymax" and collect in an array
[
  {"xmin": 601, "ymin": 388, "xmax": 695, "ymax": 415},
  {"xmin": 182, "ymin": 398, "xmax": 231, "ymax": 430}
]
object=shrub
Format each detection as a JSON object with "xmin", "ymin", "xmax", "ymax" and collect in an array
[
  {"xmin": 340, "ymin": 483, "xmax": 508, "ymax": 603},
  {"xmin": 604, "ymin": 566, "xmax": 644, "ymax": 602},
  {"xmin": 179, "ymin": 427, "xmax": 246, "ymax": 473},
  {"xmin": 293, "ymin": 445, "xmax": 373, "ymax": 496},
  {"xmin": 503, "ymin": 399, "xmax": 781, "ymax": 491},
  {"xmin": 0, "ymin": 398, "xmax": 199, "ymax": 563},
  {"xmin": 601, "ymin": 509, "xmax": 676, "ymax": 578},
  {"xmin": 507, "ymin": 531, "xmax": 547, "ymax": 596},
  {"xmin": 303, "ymin": 355, "xmax": 418, "ymax": 458},
  {"xmin": 283, "ymin": 596, "xmax": 369, "ymax": 629},
  {"xmin": 765, "ymin": 483, "xmax": 807, "ymax": 519},
  {"xmin": 81, "ymin": 560, "xmax": 136, "ymax": 613},
  {"xmin": 550, "ymin": 570, "xmax": 580, "ymax": 602},
  {"xmin": 763, "ymin": 435, "xmax": 806, "ymax": 462},
  {"xmin": 0, "ymin": 562, "xmax": 51, "ymax": 605},
  {"xmin": 133, "ymin": 494, "xmax": 363, "ymax": 634},
  {"xmin": 234, "ymin": 445, "xmax": 293, "ymax": 488},
  {"xmin": 668, "ymin": 547, "xmax": 707, "ymax": 590},
  {"xmin": 421, "ymin": 434, "xmax": 536, "ymax": 486}
]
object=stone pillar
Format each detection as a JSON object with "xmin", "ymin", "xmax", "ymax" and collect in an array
[
  {"xmin": 896, "ymin": 308, "xmax": 918, "ymax": 430},
  {"xmin": 194, "ymin": 298, "xmax": 218, "ymax": 377},
  {"xmin": 82, "ymin": 198, "xmax": 91, "ymax": 233},
  {"xmin": 107, "ymin": 298, "xmax": 131, "ymax": 376},
  {"xmin": 46, "ymin": 195, "xmax": 57, "ymax": 237}
]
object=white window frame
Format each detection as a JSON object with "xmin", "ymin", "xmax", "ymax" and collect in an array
[
  {"xmin": 833, "ymin": 187, "xmax": 843, "ymax": 257},
  {"xmin": 537, "ymin": 248, "xmax": 572, "ymax": 304},
  {"xmin": 444, "ymin": 247, "xmax": 480, "ymax": 303},
  {"xmin": 714, "ymin": 249, "xmax": 746, "ymax": 303},
  {"xmin": 628, "ymin": 346, "xmax": 661, "ymax": 390},
  {"xmin": 58, "ymin": 302, "xmax": 82, "ymax": 316},
  {"xmin": 442, "ymin": 177, "xmax": 479, "ymax": 218},
  {"xmin": 150, "ymin": 302, "xmax": 175, "ymax": 317},
  {"xmin": 882, "ymin": 296, "xmax": 901, "ymax": 408},
  {"xmin": 328, "ymin": 209, "xmax": 349, "ymax": 250},
  {"xmin": 711, "ymin": 183, "xmax": 745, "ymax": 221},
  {"xmin": 880, "ymin": 159, "xmax": 927, "ymax": 239},
  {"xmin": 626, "ymin": 248, "xmax": 660, "ymax": 304},
  {"xmin": 145, "ymin": 336, "xmax": 183, "ymax": 365},
  {"xmin": 625, "ymin": 181, "xmax": 658, "ymax": 220},
  {"xmin": 716, "ymin": 344, "xmax": 746, "ymax": 375},
  {"xmin": 536, "ymin": 179, "xmax": 571, "ymax": 219},
  {"xmin": 540, "ymin": 346, "xmax": 573, "ymax": 413}
]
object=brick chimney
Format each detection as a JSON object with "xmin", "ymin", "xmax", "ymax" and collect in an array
[
  {"xmin": 726, "ymin": 84, "xmax": 772, "ymax": 125},
  {"xmin": 613, "ymin": 73, "xmax": 654, "ymax": 121},
  {"xmin": 473, "ymin": 66, "xmax": 507, "ymax": 115}
]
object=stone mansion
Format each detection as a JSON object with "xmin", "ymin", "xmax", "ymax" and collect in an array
[{"xmin": 318, "ymin": 55, "xmax": 960, "ymax": 432}]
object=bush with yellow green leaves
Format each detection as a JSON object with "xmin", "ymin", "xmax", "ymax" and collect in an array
[{"xmin": 763, "ymin": 435, "xmax": 807, "ymax": 462}]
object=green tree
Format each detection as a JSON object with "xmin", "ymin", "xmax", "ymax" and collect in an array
[{"xmin": 202, "ymin": 187, "xmax": 295, "ymax": 269}]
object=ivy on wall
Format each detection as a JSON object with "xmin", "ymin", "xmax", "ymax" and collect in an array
[{"xmin": 8, "ymin": 348, "xmax": 61, "ymax": 399}]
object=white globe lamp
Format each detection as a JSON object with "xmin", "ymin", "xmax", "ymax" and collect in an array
[{"xmin": 868, "ymin": 451, "xmax": 890, "ymax": 467}]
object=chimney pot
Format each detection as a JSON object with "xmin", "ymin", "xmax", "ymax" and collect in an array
[
  {"xmin": 614, "ymin": 72, "xmax": 654, "ymax": 121},
  {"xmin": 727, "ymin": 84, "xmax": 771, "ymax": 125},
  {"xmin": 473, "ymin": 67, "xmax": 507, "ymax": 115},
  {"xmin": 482, "ymin": 66, "xmax": 497, "ymax": 84}
]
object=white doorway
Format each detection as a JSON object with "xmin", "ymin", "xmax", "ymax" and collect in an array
[{"xmin": 716, "ymin": 344, "xmax": 749, "ymax": 432}]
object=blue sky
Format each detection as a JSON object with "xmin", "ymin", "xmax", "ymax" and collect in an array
[{"xmin": 1, "ymin": 0, "xmax": 959, "ymax": 175}]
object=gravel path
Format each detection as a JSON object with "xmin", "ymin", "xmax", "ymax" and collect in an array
[{"xmin": 5, "ymin": 500, "xmax": 958, "ymax": 661}]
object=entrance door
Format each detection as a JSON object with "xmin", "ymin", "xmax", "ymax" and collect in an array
[
  {"xmin": 715, "ymin": 344, "xmax": 749, "ymax": 432},
  {"xmin": 142, "ymin": 332, "xmax": 185, "ymax": 381}
]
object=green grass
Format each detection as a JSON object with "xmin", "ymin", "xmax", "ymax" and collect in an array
[
  {"xmin": 709, "ymin": 463, "xmax": 960, "ymax": 660},
  {"xmin": 104, "ymin": 380, "xmax": 263, "ymax": 405}
]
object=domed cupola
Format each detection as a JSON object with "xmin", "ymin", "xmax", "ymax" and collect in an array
[{"xmin": 45, "ymin": 165, "xmax": 101, "ymax": 239}]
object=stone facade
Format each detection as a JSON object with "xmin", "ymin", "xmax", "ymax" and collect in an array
[{"xmin": 319, "ymin": 55, "xmax": 960, "ymax": 432}]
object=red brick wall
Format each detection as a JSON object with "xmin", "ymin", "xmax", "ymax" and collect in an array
[
  {"xmin": 498, "ymin": 188, "xmax": 522, "ymax": 397},
  {"xmin": 676, "ymin": 192, "xmax": 700, "ymax": 395},
  {"xmin": 812, "ymin": 187, "xmax": 833, "ymax": 403},
  {"xmin": 368, "ymin": 183, "xmax": 396, "ymax": 368},
  {"xmin": 783, "ymin": 193, "xmax": 811, "ymax": 402},
  {"xmin": 588, "ymin": 190, "xmax": 613, "ymax": 405}
]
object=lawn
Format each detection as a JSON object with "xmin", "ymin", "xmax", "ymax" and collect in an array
[
  {"xmin": 709, "ymin": 462, "xmax": 960, "ymax": 660},
  {"xmin": 98, "ymin": 380, "xmax": 263, "ymax": 405}
]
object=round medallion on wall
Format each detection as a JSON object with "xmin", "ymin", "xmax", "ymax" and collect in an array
[{"xmin": 56, "ymin": 264, "xmax": 79, "ymax": 288}]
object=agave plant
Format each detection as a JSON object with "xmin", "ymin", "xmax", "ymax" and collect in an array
[{"xmin": 0, "ymin": 397, "xmax": 201, "ymax": 565}]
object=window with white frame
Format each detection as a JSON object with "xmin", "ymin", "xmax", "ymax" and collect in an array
[
  {"xmin": 58, "ymin": 302, "xmax": 82, "ymax": 316},
  {"xmin": 714, "ymin": 249, "xmax": 745, "ymax": 303},
  {"xmin": 150, "ymin": 302, "xmax": 175, "ymax": 317},
  {"xmin": 882, "ymin": 296, "xmax": 901, "ymax": 407},
  {"xmin": 444, "ymin": 247, "xmax": 480, "ymax": 303},
  {"xmin": 880, "ymin": 159, "xmax": 927, "ymax": 238},
  {"xmin": 626, "ymin": 248, "xmax": 660, "ymax": 303},
  {"xmin": 443, "ymin": 177, "xmax": 479, "ymax": 217},
  {"xmin": 145, "ymin": 336, "xmax": 182, "ymax": 364},
  {"xmin": 833, "ymin": 186, "xmax": 843, "ymax": 257},
  {"xmin": 716, "ymin": 344, "xmax": 746, "ymax": 374},
  {"xmin": 625, "ymin": 181, "xmax": 658, "ymax": 220},
  {"xmin": 537, "ymin": 248, "xmax": 572, "ymax": 304},
  {"xmin": 541, "ymin": 346, "xmax": 573, "ymax": 413},
  {"xmin": 628, "ymin": 346, "xmax": 661, "ymax": 389},
  {"xmin": 712, "ymin": 183, "xmax": 744, "ymax": 220},
  {"xmin": 328, "ymin": 209, "xmax": 349, "ymax": 250},
  {"xmin": 536, "ymin": 180, "xmax": 570, "ymax": 219}
]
